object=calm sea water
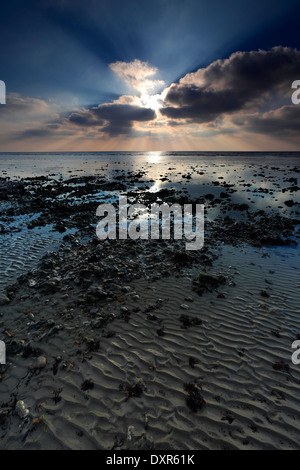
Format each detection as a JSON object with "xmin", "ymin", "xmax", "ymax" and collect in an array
[{"xmin": 1, "ymin": 151, "xmax": 300, "ymax": 180}]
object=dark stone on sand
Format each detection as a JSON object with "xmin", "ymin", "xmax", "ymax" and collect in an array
[
  {"xmin": 135, "ymin": 433, "xmax": 154, "ymax": 450},
  {"xmin": 192, "ymin": 273, "xmax": 226, "ymax": 296},
  {"xmin": 217, "ymin": 293, "xmax": 226, "ymax": 299},
  {"xmin": 52, "ymin": 357, "xmax": 62, "ymax": 376},
  {"xmin": 120, "ymin": 380, "xmax": 145, "ymax": 399},
  {"xmin": 271, "ymin": 330, "xmax": 281, "ymax": 338},
  {"xmin": 41, "ymin": 281, "xmax": 60, "ymax": 294},
  {"xmin": 221, "ymin": 412, "xmax": 235, "ymax": 424},
  {"xmin": 156, "ymin": 327, "xmax": 165, "ymax": 337},
  {"xmin": 197, "ymin": 273, "xmax": 226, "ymax": 287},
  {"xmin": 22, "ymin": 344, "xmax": 43, "ymax": 358},
  {"xmin": 0, "ymin": 293, "xmax": 10, "ymax": 305},
  {"xmin": 171, "ymin": 251, "xmax": 193, "ymax": 265},
  {"xmin": 81, "ymin": 379, "xmax": 94, "ymax": 391},
  {"xmin": 147, "ymin": 313, "xmax": 159, "ymax": 322},
  {"xmin": 189, "ymin": 357, "xmax": 198, "ymax": 368},
  {"xmin": 179, "ymin": 314, "xmax": 202, "ymax": 329},
  {"xmin": 284, "ymin": 200, "xmax": 294, "ymax": 207},
  {"xmin": 31, "ymin": 356, "xmax": 47, "ymax": 370},
  {"xmin": 53, "ymin": 222, "xmax": 66, "ymax": 233},
  {"xmin": 52, "ymin": 388, "xmax": 62, "ymax": 404},
  {"xmin": 6, "ymin": 339, "xmax": 24, "ymax": 355},
  {"xmin": 260, "ymin": 290, "xmax": 270, "ymax": 298},
  {"xmin": 204, "ymin": 193, "xmax": 215, "ymax": 200},
  {"xmin": 273, "ymin": 361, "xmax": 290, "ymax": 373},
  {"xmin": 184, "ymin": 382, "xmax": 206, "ymax": 412},
  {"xmin": 85, "ymin": 338, "xmax": 100, "ymax": 352}
]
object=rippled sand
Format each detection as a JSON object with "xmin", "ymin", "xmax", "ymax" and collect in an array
[{"xmin": 1, "ymin": 245, "xmax": 299, "ymax": 449}]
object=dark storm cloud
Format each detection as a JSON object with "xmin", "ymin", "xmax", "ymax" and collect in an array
[
  {"xmin": 17, "ymin": 125, "xmax": 75, "ymax": 140},
  {"xmin": 161, "ymin": 87, "xmax": 245, "ymax": 122},
  {"xmin": 67, "ymin": 103, "xmax": 156, "ymax": 136},
  {"xmin": 68, "ymin": 111, "xmax": 103, "ymax": 127},
  {"xmin": 161, "ymin": 47, "xmax": 300, "ymax": 123},
  {"xmin": 240, "ymin": 105, "xmax": 300, "ymax": 135}
]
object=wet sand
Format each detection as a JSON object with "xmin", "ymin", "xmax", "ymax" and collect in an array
[{"xmin": 0, "ymin": 154, "xmax": 299, "ymax": 449}]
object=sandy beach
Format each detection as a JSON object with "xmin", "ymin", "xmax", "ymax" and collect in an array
[{"xmin": 0, "ymin": 153, "xmax": 299, "ymax": 450}]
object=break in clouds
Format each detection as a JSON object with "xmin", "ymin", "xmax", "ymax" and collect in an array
[
  {"xmin": 59, "ymin": 47, "xmax": 300, "ymax": 139},
  {"xmin": 64, "ymin": 59, "xmax": 163, "ymax": 137},
  {"xmin": 2, "ymin": 47, "xmax": 300, "ymax": 143},
  {"xmin": 64, "ymin": 47, "xmax": 300, "ymax": 139}
]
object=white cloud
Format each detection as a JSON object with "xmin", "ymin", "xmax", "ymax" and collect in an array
[{"xmin": 110, "ymin": 59, "xmax": 165, "ymax": 95}]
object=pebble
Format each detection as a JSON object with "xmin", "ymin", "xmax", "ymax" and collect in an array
[
  {"xmin": 0, "ymin": 293, "xmax": 10, "ymax": 306},
  {"xmin": 180, "ymin": 304, "xmax": 190, "ymax": 310},
  {"xmin": 31, "ymin": 356, "xmax": 47, "ymax": 370},
  {"xmin": 15, "ymin": 400, "xmax": 30, "ymax": 419},
  {"xmin": 122, "ymin": 286, "xmax": 131, "ymax": 293},
  {"xmin": 127, "ymin": 425, "xmax": 135, "ymax": 441}
]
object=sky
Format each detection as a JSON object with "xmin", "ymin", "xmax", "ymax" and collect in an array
[{"xmin": 0, "ymin": 0, "xmax": 300, "ymax": 151}]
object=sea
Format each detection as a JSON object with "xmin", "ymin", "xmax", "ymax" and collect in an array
[{"xmin": 0, "ymin": 151, "xmax": 299, "ymax": 290}]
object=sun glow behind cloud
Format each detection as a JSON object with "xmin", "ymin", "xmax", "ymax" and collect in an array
[
  {"xmin": 110, "ymin": 59, "xmax": 166, "ymax": 113},
  {"xmin": 1, "ymin": 48, "xmax": 300, "ymax": 151}
]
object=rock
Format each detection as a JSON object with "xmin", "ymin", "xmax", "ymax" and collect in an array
[
  {"xmin": 0, "ymin": 293, "xmax": 10, "ymax": 306},
  {"xmin": 90, "ymin": 318, "xmax": 105, "ymax": 329},
  {"xmin": 127, "ymin": 425, "xmax": 135, "ymax": 441},
  {"xmin": 179, "ymin": 314, "xmax": 202, "ymax": 329},
  {"xmin": 6, "ymin": 339, "xmax": 24, "ymax": 355},
  {"xmin": 220, "ymin": 192, "xmax": 230, "ymax": 198},
  {"xmin": 180, "ymin": 304, "xmax": 189, "ymax": 310},
  {"xmin": 42, "ymin": 281, "xmax": 59, "ymax": 294},
  {"xmin": 89, "ymin": 308, "xmax": 99, "ymax": 316},
  {"xmin": 261, "ymin": 290, "xmax": 270, "ymax": 298},
  {"xmin": 136, "ymin": 433, "xmax": 154, "ymax": 450},
  {"xmin": 184, "ymin": 382, "xmax": 206, "ymax": 412},
  {"xmin": 197, "ymin": 273, "xmax": 225, "ymax": 287},
  {"xmin": 86, "ymin": 285, "xmax": 108, "ymax": 300},
  {"xmin": 122, "ymin": 286, "xmax": 131, "ymax": 293},
  {"xmin": 39, "ymin": 325, "xmax": 62, "ymax": 341},
  {"xmin": 273, "ymin": 360, "xmax": 290, "ymax": 373},
  {"xmin": 31, "ymin": 356, "xmax": 47, "ymax": 370},
  {"xmin": 284, "ymin": 200, "xmax": 294, "ymax": 207},
  {"xmin": 15, "ymin": 400, "xmax": 30, "ymax": 419},
  {"xmin": 192, "ymin": 272, "xmax": 226, "ymax": 296},
  {"xmin": 81, "ymin": 379, "xmax": 94, "ymax": 391}
]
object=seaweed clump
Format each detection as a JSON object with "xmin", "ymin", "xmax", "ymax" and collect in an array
[
  {"xmin": 184, "ymin": 382, "xmax": 206, "ymax": 412},
  {"xmin": 119, "ymin": 379, "xmax": 146, "ymax": 399},
  {"xmin": 272, "ymin": 361, "xmax": 290, "ymax": 373},
  {"xmin": 192, "ymin": 272, "xmax": 226, "ymax": 296}
]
